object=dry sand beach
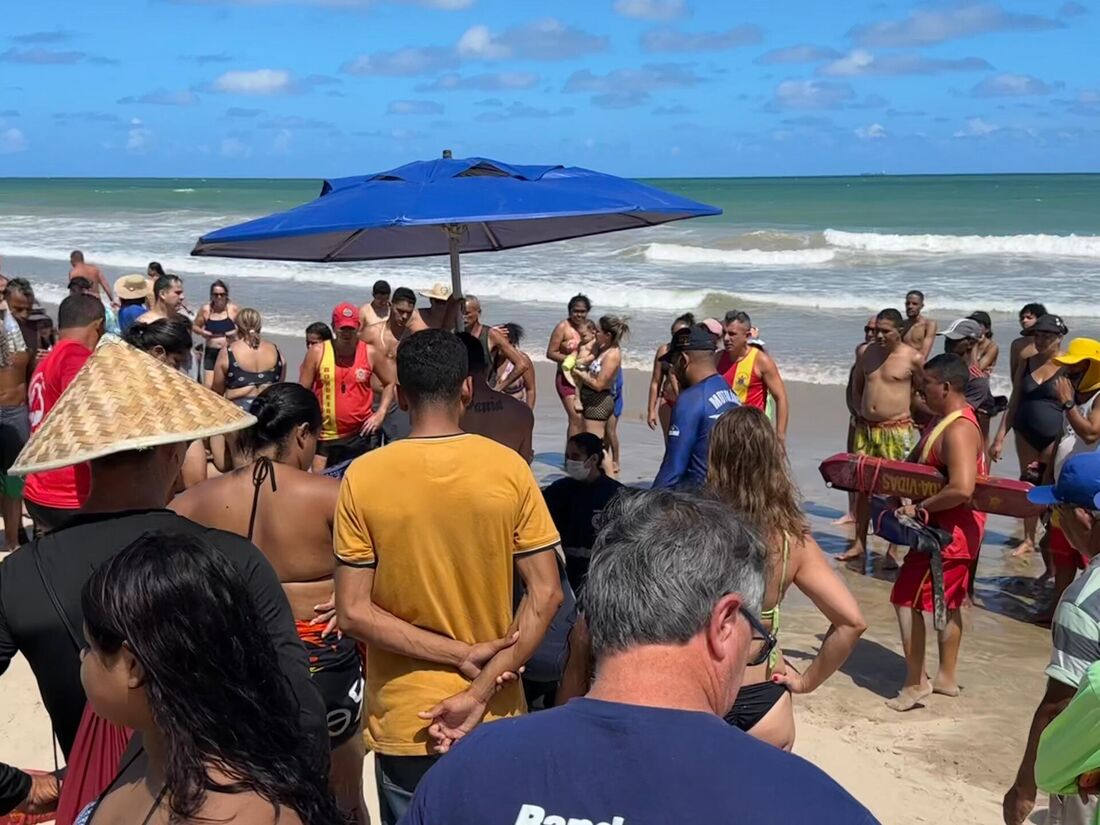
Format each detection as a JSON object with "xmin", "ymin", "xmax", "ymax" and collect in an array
[{"xmin": 0, "ymin": 356, "xmax": 1058, "ymax": 825}]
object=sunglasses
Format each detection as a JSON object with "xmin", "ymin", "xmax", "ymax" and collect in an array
[
  {"xmin": 864, "ymin": 326, "xmax": 876, "ymax": 334},
  {"xmin": 740, "ymin": 606, "xmax": 778, "ymax": 667},
  {"xmin": 211, "ymin": 292, "xmax": 227, "ymax": 298}
]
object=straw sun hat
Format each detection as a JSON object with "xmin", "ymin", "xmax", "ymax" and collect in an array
[
  {"xmin": 10, "ymin": 336, "xmax": 255, "ymax": 475},
  {"xmin": 418, "ymin": 283, "xmax": 453, "ymax": 301},
  {"xmin": 114, "ymin": 273, "xmax": 149, "ymax": 300}
]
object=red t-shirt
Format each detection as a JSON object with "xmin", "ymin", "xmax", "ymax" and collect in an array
[{"xmin": 23, "ymin": 339, "xmax": 92, "ymax": 510}]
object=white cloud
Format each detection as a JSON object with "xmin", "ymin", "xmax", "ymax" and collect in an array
[
  {"xmin": 220, "ymin": 136, "xmax": 252, "ymax": 158},
  {"xmin": 0, "ymin": 127, "xmax": 27, "ymax": 154},
  {"xmin": 849, "ymin": 2, "xmax": 1063, "ymax": 47},
  {"xmin": 341, "ymin": 46, "xmax": 458, "ymax": 76},
  {"xmin": 126, "ymin": 118, "xmax": 151, "ymax": 152},
  {"xmin": 819, "ymin": 49, "xmax": 990, "ymax": 77},
  {"xmin": 212, "ymin": 68, "xmax": 294, "ymax": 95},
  {"xmin": 386, "ymin": 99, "xmax": 445, "ymax": 115},
  {"xmin": 118, "ymin": 88, "xmax": 200, "ymax": 106},
  {"xmin": 755, "ymin": 44, "xmax": 841, "ymax": 65},
  {"xmin": 417, "ymin": 71, "xmax": 538, "ymax": 92},
  {"xmin": 954, "ymin": 117, "xmax": 999, "ymax": 137},
  {"xmin": 640, "ymin": 25, "xmax": 762, "ymax": 53},
  {"xmin": 612, "ymin": 0, "xmax": 689, "ymax": 21},
  {"xmin": 456, "ymin": 25, "xmax": 512, "ymax": 59},
  {"xmin": 855, "ymin": 122, "xmax": 887, "ymax": 140},
  {"xmin": 456, "ymin": 18, "xmax": 607, "ymax": 61},
  {"xmin": 971, "ymin": 72, "xmax": 1058, "ymax": 97},
  {"xmin": 767, "ymin": 79, "xmax": 855, "ymax": 111},
  {"xmin": 564, "ymin": 63, "xmax": 705, "ymax": 108}
]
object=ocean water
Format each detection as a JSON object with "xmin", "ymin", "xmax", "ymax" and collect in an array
[{"xmin": 1, "ymin": 173, "xmax": 1098, "ymax": 390}]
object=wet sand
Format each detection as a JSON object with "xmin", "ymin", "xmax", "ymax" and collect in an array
[{"xmin": 0, "ymin": 347, "xmax": 1058, "ymax": 824}]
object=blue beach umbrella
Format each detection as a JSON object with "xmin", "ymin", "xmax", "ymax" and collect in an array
[{"xmin": 191, "ymin": 152, "xmax": 721, "ymax": 299}]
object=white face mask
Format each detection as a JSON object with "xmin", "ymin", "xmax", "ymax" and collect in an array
[{"xmin": 564, "ymin": 459, "xmax": 590, "ymax": 480}]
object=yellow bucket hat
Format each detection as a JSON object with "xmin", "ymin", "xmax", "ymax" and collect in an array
[{"xmin": 1055, "ymin": 337, "xmax": 1100, "ymax": 394}]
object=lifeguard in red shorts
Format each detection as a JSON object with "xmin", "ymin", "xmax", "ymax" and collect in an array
[{"xmin": 887, "ymin": 353, "xmax": 987, "ymax": 712}]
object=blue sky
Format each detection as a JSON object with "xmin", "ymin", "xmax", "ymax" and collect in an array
[{"xmin": 0, "ymin": 0, "xmax": 1097, "ymax": 177}]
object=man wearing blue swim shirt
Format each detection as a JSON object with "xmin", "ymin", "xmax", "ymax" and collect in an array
[{"xmin": 652, "ymin": 325, "xmax": 739, "ymax": 489}]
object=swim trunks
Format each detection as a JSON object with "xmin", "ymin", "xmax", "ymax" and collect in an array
[
  {"xmin": 0, "ymin": 404, "xmax": 29, "ymax": 498},
  {"xmin": 555, "ymin": 369, "xmax": 576, "ymax": 400},
  {"xmin": 296, "ymin": 620, "xmax": 365, "ymax": 748},
  {"xmin": 853, "ymin": 418, "xmax": 916, "ymax": 461},
  {"xmin": 890, "ymin": 554, "xmax": 970, "ymax": 611}
]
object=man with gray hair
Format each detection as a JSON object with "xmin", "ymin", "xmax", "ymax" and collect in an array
[{"xmin": 403, "ymin": 489, "xmax": 878, "ymax": 825}]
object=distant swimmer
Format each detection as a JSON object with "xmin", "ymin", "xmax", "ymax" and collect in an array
[
  {"xmin": 360, "ymin": 279, "xmax": 391, "ymax": 327},
  {"xmin": 901, "ymin": 290, "xmax": 937, "ymax": 361},
  {"xmin": 838, "ymin": 308, "xmax": 923, "ymax": 569},
  {"xmin": 68, "ymin": 250, "xmax": 115, "ymax": 304}
]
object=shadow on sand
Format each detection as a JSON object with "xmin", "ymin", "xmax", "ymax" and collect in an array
[{"xmin": 785, "ymin": 634, "xmax": 907, "ymax": 699}]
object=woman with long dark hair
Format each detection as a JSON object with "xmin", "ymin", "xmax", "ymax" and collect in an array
[
  {"xmin": 76, "ymin": 532, "xmax": 345, "ymax": 824},
  {"xmin": 125, "ymin": 318, "xmax": 209, "ymax": 489},
  {"xmin": 646, "ymin": 312, "xmax": 695, "ymax": 444},
  {"xmin": 170, "ymin": 383, "xmax": 365, "ymax": 822},
  {"xmin": 546, "ymin": 294, "xmax": 592, "ymax": 442},
  {"xmin": 707, "ymin": 406, "xmax": 866, "ymax": 750}
]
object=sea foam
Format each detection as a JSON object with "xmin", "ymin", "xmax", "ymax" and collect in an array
[
  {"xmin": 642, "ymin": 242, "xmax": 836, "ymax": 266},
  {"xmin": 824, "ymin": 229, "xmax": 1100, "ymax": 259}
]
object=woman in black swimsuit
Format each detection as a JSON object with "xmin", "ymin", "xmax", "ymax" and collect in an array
[
  {"xmin": 193, "ymin": 280, "xmax": 239, "ymax": 389},
  {"xmin": 74, "ymin": 532, "xmax": 343, "ymax": 825},
  {"xmin": 993, "ymin": 313, "xmax": 1069, "ymax": 557}
]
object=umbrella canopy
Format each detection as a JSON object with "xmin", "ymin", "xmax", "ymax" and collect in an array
[{"xmin": 191, "ymin": 155, "xmax": 721, "ymax": 263}]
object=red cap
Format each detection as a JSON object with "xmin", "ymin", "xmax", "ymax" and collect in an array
[{"xmin": 332, "ymin": 302, "xmax": 360, "ymax": 330}]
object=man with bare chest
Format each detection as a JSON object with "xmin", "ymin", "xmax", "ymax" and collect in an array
[
  {"xmin": 0, "ymin": 280, "xmax": 36, "ymax": 550},
  {"xmin": 901, "ymin": 290, "xmax": 937, "ymax": 361},
  {"xmin": 361, "ymin": 287, "xmax": 418, "ymax": 442},
  {"xmin": 837, "ymin": 308, "xmax": 924, "ymax": 567}
]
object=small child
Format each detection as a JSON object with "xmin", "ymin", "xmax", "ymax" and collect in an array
[{"xmin": 564, "ymin": 322, "xmax": 600, "ymax": 412}]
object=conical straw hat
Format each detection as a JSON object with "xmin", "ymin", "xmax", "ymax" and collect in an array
[{"xmin": 10, "ymin": 335, "xmax": 255, "ymax": 475}]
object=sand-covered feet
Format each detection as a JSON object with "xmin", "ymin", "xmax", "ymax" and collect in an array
[
  {"xmin": 886, "ymin": 683, "xmax": 932, "ymax": 711},
  {"xmin": 932, "ymin": 676, "xmax": 960, "ymax": 697}
]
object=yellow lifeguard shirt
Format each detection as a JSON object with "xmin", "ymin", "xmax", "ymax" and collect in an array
[{"xmin": 334, "ymin": 433, "xmax": 560, "ymax": 756}]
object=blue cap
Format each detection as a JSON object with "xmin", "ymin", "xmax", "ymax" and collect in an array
[{"xmin": 1029, "ymin": 452, "xmax": 1100, "ymax": 507}]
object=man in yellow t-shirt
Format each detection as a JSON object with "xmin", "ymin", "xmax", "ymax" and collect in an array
[{"xmin": 334, "ymin": 328, "xmax": 563, "ymax": 825}]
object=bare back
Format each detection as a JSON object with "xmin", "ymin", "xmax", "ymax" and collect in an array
[
  {"xmin": 170, "ymin": 464, "xmax": 339, "ymax": 620},
  {"xmin": 461, "ymin": 385, "xmax": 534, "ymax": 462},
  {"xmin": 68, "ymin": 262, "xmax": 103, "ymax": 295},
  {"xmin": 859, "ymin": 343, "xmax": 920, "ymax": 422}
]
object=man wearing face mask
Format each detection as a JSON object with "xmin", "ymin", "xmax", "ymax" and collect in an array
[
  {"xmin": 652, "ymin": 324, "xmax": 740, "ymax": 490},
  {"xmin": 543, "ymin": 432, "xmax": 624, "ymax": 595}
]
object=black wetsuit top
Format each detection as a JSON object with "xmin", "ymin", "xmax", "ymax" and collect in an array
[{"xmin": 0, "ymin": 509, "xmax": 327, "ymax": 814}]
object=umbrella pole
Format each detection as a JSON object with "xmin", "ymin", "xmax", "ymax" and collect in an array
[{"xmin": 446, "ymin": 224, "xmax": 465, "ymax": 332}]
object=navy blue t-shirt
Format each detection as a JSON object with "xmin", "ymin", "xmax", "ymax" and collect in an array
[
  {"xmin": 402, "ymin": 698, "xmax": 878, "ymax": 825},
  {"xmin": 652, "ymin": 372, "xmax": 739, "ymax": 489}
]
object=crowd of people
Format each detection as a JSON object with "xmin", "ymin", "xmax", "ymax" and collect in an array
[{"xmin": 0, "ymin": 249, "xmax": 1097, "ymax": 824}]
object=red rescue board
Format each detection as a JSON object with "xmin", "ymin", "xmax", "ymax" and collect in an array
[{"xmin": 819, "ymin": 452, "xmax": 1042, "ymax": 518}]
